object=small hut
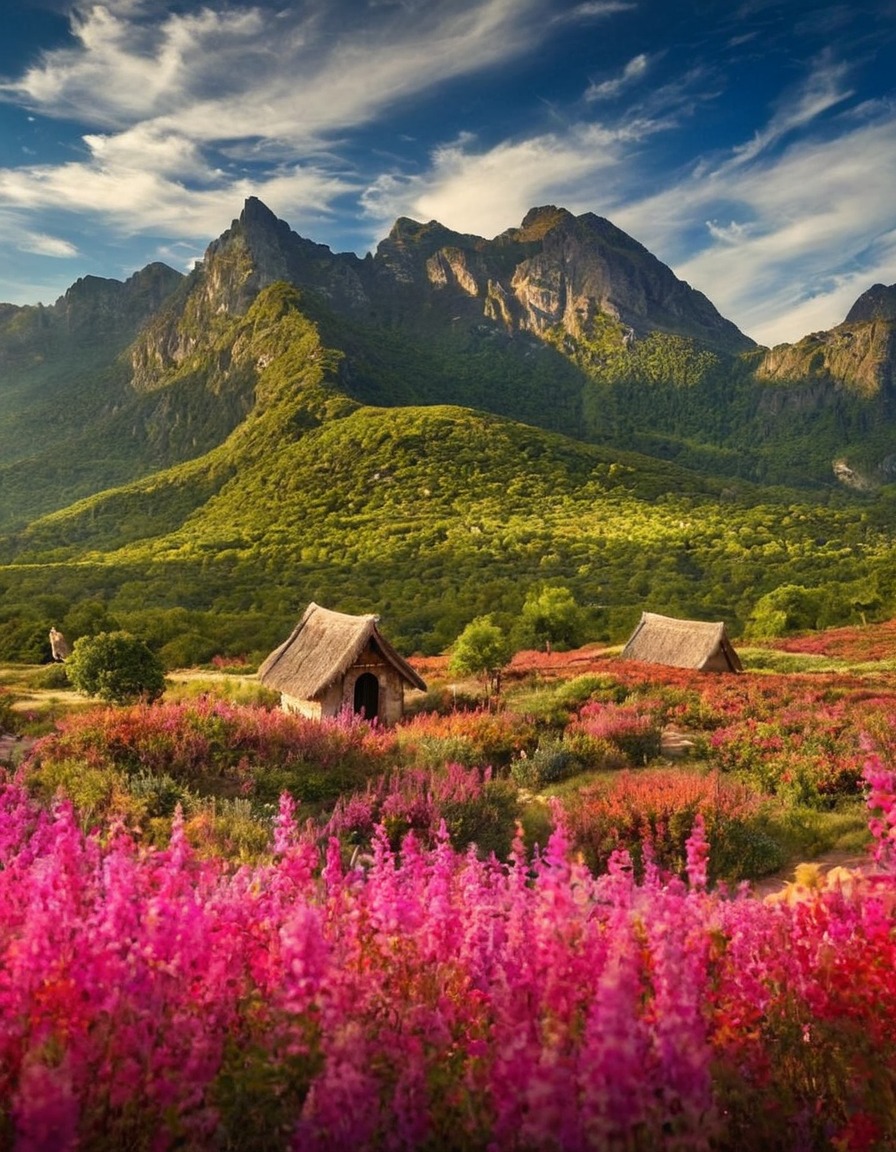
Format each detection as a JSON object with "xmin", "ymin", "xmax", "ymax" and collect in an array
[
  {"xmin": 621, "ymin": 612, "xmax": 742, "ymax": 673},
  {"xmin": 257, "ymin": 602, "xmax": 426, "ymax": 723}
]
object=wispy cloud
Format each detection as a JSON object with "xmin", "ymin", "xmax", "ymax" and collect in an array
[
  {"xmin": 728, "ymin": 52, "xmax": 853, "ymax": 165},
  {"xmin": 0, "ymin": 146, "xmax": 354, "ymax": 243},
  {"xmin": 0, "ymin": 0, "xmax": 560, "ymax": 251},
  {"xmin": 614, "ymin": 107, "xmax": 896, "ymax": 344},
  {"xmin": 20, "ymin": 231, "xmax": 79, "ymax": 258},
  {"xmin": 361, "ymin": 120, "xmax": 661, "ymax": 241},
  {"xmin": 1, "ymin": 0, "xmax": 549, "ymax": 144},
  {"xmin": 553, "ymin": 1, "xmax": 636, "ymax": 21},
  {"xmin": 0, "ymin": 0, "xmax": 892, "ymax": 345},
  {"xmin": 586, "ymin": 53, "xmax": 650, "ymax": 101},
  {"xmin": 360, "ymin": 41, "xmax": 896, "ymax": 346}
]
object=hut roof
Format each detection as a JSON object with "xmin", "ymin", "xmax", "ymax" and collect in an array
[
  {"xmin": 620, "ymin": 611, "xmax": 742, "ymax": 672},
  {"xmin": 257, "ymin": 602, "xmax": 427, "ymax": 698}
]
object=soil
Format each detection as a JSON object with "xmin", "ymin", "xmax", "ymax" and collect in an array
[
  {"xmin": 0, "ymin": 732, "xmax": 37, "ymax": 766},
  {"xmin": 748, "ymin": 850, "xmax": 874, "ymax": 899}
]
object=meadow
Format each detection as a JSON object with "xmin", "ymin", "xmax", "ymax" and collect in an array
[{"xmin": 1, "ymin": 636, "xmax": 896, "ymax": 1150}]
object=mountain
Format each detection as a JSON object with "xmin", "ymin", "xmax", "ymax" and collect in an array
[
  {"xmin": 174, "ymin": 196, "xmax": 754, "ymax": 351},
  {"xmin": 1, "ymin": 199, "xmax": 896, "ymax": 661},
  {"xmin": 0, "ymin": 263, "xmax": 183, "ymax": 464}
]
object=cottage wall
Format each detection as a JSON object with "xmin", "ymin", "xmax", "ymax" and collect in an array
[
  {"xmin": 340, "ymin": 641, "xmax": 406, "ymax": 724},
  {"xmin": 700, "ymin": 650, "xmax": 734, "ymax": 673},
  {"xmin": 279, "ymin": 693, "xmax": 322, "ymax": 720}
]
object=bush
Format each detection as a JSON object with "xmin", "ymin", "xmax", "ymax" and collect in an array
[
  {"xmin": 327, "ymin": 762, "xmax": 519, "ymax": 858},
  {"xmin": 710, "ymin": 819, "xmax": 786, "ymax": 882},
  {"xmin": 67, "ymin": 631, "xmax": 166, "ymax": 705},
  {"xmin": 511, "ymin": 739, "xmax": 580, "ymax": 790},
  {"xmin": 570, "ymin": 700, "xmax": 663, "ymax": 763},
  {"xmin": 0, "ymin": 689, "xmax": 17, "ymax": 734},
  {"xmin": 24, "ymin": 700, "xmax": 397, "ymax": 836},
  {"xmin": 563, "ymin": 767, "xmax": 763, "ymax": 880},
  {"xmin": 397, "ymin": 708, "xmax": 538, "ymax": 769},
  {"xmin": 33, "ymin": 663, "xmax": 71, "ymax": 690}
]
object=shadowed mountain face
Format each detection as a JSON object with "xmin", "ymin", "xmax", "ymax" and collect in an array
[
  {"xmin": 187, "ymin": 198, "xmax": 755, "ymax": 354},
  {"xmin": 1, "ymin": 196, "xmax": 896, "ymax": 541},
  {"xmin": 845, "ymin": 284, "xmax": 896, "ymax": 325},
  {"xmin": 2, "ymin": 199, "xmax": 896, "ymax": 661}
]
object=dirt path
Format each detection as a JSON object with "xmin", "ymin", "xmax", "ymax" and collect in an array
[
  {"xmin": 0, "ymin": 732, "xmax": 37, "ymax": 766},
  {"xmin": 749, "ymin": 850, "xmax": 874, "ymax": 899}
]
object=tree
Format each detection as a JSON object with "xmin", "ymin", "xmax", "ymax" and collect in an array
[
  {"xmin": 67, "ymin": 631, "xmax": 166, "ymax": 705},
  {"xmin": 744, "ymin": 584, "xmax": 826, "ymax": 639},
  {"xmin": 449, "ymin": 616, "xmax": 512, "ymax": 700},
  {"xmin": 514, "ymin": 585, "xmax": 583, "ymax": 652}
]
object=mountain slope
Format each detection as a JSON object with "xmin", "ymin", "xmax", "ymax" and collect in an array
[
  {"xmin": 4, "ymin": 195, "xmax": 896, "ymax": 534},
  {"xmin": 1, "ymin": 282, "xmax": 892, "ymax": 663},
  {"xmin": 3, "ymin": 203, "xmax": 896, "ymax": 660}
]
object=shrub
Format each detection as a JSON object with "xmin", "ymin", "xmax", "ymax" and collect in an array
[
  {"xmin": 23, "ymin": 699, "xmax": 396, "ymax": 834},
  {"xmin": 0, "ymin": 689, "xmax": 16, "ymax": 734},
  {"xmin": 32, "ymin": 663, "xmax": 70, "ymax": 690},
  {"xmin": 327, "ymin": 762, "xmax": 519, "ymax": 858},
  {"xmin": 397, "ymin": 707, "xmax": 538, "ymax": 769},
  {"xmin": 709, "ymin": 819, "xmax": 786, "ymax": 882},
  {"xmin": 511, "ymin": 739, "xmax": 581, "ymax": 791},
  {"xmin": 563, "ymin": 767, "xmax": 763, "ymax": 880},
  {"xmin": 570, "ymin": 700, "xmax": 663, "ymax": 763},
  {"xmin": 66, "ymin": 631, "xmax": 166, "ymax": 705}
]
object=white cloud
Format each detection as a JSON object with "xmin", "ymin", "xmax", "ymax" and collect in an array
[
  {"xmin": 0, "ymin": 138, "xmax": 356, "ymax": 242},
  {"xmin": 0, "ymin": 0, "xmax": 566, "ymax": 268},
  {"xmin": 705, "ymin": 220, "xmax": 753, "ymax": 245},
  {"xmin": 0, "ymin": 0, "xmax": 891, "ymax": 348},
  {"xmin": 586, "ymin": 53, "xmax": 650, "ymax": 101},
  {"xmin": 2, "ymin": 0, "xmax": 549, "ymax": 146},
  {"xmin": 614, "ymin": 111, "xmax": 896, "ymax": 345},
  {"xmin": 358, "ymin": 40, "xmax": 896, "ymax": 348},
  {"xmin": 360, "ymin": 122, "xmax": 654, "ymax": 241},
  {"xmin": 553, "ymin": 1, "xmax": 636, "ymax": 21},
  {"xmin": 20, "ymin": 232, "xmax": 79, "ymax": 258},
  {"xmin": 728, "ymin": 53, "xmax": 853, "ymax": 166}
]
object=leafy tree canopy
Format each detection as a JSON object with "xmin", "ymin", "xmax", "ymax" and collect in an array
[
  {"xmin": 449, "ymin": 616, "xmax": 513, "ymax": 698},
  {"xmin": 66, "ymin": 631, "xmax": 166, "ymax": 705},
  {"xmin": 745, "ymin": 584, "xmax": 828, "ymax": 639},
  {"xmin": 515, "ymin": 585, "xmax": 584, "ymax": 652}
]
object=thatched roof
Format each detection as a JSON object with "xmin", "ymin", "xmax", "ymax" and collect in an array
[
  {"xmin": 257, "ymin": 602, "xmax": 426, "ymax": 698},
  {"xmin": 620, "ymin": 611, "xmax": 742, "ymax": 673}
]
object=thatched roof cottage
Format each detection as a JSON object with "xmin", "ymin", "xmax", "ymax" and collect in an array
[
  {"xmin": 621, "ymin": 611, "xmax": 743, "ymax": 673},
  {"xmin": 258, "ymin": 602, "xmax": 426, "ymax": 723}
]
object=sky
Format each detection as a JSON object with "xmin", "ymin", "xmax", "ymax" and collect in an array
[{"xmin": 1, "ymin": 1, "xmax": 895, "ymax": 346}]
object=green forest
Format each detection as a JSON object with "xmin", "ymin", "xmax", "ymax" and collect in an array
[{"xmin": 2, "ymin": 265, "xmax": 896, "ymax": 669}]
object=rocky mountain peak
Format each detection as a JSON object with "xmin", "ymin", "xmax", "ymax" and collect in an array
[
  {"xmin": 844, "ymin": 283, "xmax": 896, "ymax": 325},
  {"xmin": 515, "ymin": 205, "xmax": 576, "ymax": 240}
]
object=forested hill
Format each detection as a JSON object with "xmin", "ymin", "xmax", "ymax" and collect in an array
[{"xmin": 1, "ymin": 200, "xmax": 896, "ymax": 661}]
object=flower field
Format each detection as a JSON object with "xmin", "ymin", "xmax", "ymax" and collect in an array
[{"xmin": 3, "ymin": 651, "xmax": 896, "ymax": 1148}]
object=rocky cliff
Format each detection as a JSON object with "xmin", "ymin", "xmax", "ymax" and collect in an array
[
  {"xmin": 365, "ymin": 205, "xmax": 754, "ymax": 354},
  {"xmin": 127, "ymin": 198, "xmax": 755, "ymax": 382},
  {"xmin": 758, "ymin": 285, "xmax": 896, "ymax": 400}
]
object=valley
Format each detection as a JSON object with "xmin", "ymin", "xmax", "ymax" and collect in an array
[{"xmin": 0, "ymin": 200, "xmax": 895, "ymax": 664}]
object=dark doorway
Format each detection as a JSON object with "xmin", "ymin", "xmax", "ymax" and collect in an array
[{"xmin": 353, "ymin": 672, "xmax": 380, "ymax": 719}]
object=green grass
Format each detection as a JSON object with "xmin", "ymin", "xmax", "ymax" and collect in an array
[
  {"xmin": 753, "ymin": 799, "xmax": 872, "ymax": 872},
  {"xmin": 2, "ymin": 282, "xmax": 896, "ymax": 663}
]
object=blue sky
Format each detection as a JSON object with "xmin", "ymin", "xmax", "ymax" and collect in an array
[{"xmin": 1, "ymin": 0, "xmax": 894, "ymax": 345}]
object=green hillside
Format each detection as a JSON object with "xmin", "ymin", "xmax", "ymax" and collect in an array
[{"xmin": 1, "ymin": 283, "xmax": 892, "ymax": 664}]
